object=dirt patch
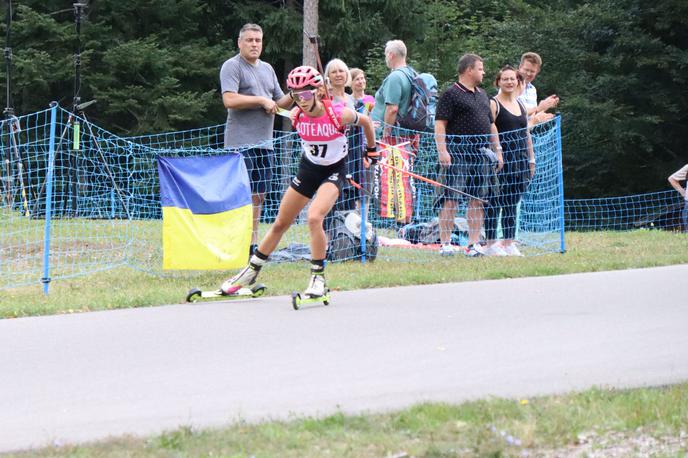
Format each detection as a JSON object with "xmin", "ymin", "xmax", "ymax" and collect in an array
[{"xmin": 526, "ymin": 429, "xmax": 687, "ymax": 457}]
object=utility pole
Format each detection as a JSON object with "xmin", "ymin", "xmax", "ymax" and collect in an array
[{"xmin": 302, "ymin": 0, "xmax": 318, "ymax": 67}]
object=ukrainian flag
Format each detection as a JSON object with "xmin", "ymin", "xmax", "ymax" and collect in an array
[{"xmin": 158, "ymin": 154, "xmax": 252, "ymax": 270}]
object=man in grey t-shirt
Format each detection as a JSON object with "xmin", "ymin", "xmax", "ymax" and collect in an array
[{"xmin": 220, "ymin": 23, "xmax": 293, "ymax": 252}]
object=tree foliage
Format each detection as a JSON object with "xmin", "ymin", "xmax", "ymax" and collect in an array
[{"xmin": 0, "ymin": 0, "xmax": 685, "ymax": 196}]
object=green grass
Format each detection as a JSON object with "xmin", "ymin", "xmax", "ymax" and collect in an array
[
  {"xmin": 1, "ymin": 229, "xmax": 687, "ymax": 318},
  {"xmin": 9, "ymin": 384, "xmax": 688, "ymax": 457}
]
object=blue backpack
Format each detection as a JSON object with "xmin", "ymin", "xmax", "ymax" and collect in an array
[{"xmin": 395, "ymin": 67, "xmax": 438, "ymax": 132}]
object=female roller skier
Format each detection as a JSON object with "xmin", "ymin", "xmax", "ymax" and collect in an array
[{"xmin": 220, "ymin": 66, "xmax": 378, "ymax": 298}]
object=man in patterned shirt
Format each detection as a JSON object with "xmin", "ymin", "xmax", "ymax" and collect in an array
[{"xmin": 434, "ymin": 54, "xmax": 502, "ymax": 257}]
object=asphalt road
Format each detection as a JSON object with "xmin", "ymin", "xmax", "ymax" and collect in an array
[{"xmin": 1, "ymin": 264, "xmax": 687, "ymax": 452}]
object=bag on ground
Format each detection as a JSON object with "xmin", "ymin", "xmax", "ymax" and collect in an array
[{"xmin": 327, "ymin": 211, "xmax": 378, "ymax": 261}]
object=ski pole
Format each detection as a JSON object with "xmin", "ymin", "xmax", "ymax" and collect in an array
[
  {"xmin": 376, "ymin": 140, "xmax": 414, "ymax": 156},
  {"xmin": 374, "ymin": 142, "xmax": 488, "ymax": 204},
  {"xmin": 303, "ymin": 32, "xmax": 331, "ymax": 100},
  {"xmin": 346, "ymin": 173, "xmax": 375, "ymax": 263},
  {"xmin": 346, "ymin": 174, "xmax": 379, "ymax": 203}
]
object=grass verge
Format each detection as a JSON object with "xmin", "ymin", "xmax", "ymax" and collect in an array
[
  {"xmin": 9, "ymin": 384, "xmax": 687, "ymax": 457},
  {"xmin": 1, "ymin": 230, "xmax": 687, "ymax": 319}
]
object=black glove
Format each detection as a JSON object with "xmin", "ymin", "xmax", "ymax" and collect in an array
[{"xmin": 365, "ymin": 146, "xmax": 380, "ymax": 164}]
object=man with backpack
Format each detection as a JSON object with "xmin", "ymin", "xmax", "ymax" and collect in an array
[
  {"xmin": 370, "ymin": 40, "xmax": 437, "ymax": 223},
  {"xmin": 371, "ymin": 40, "xmax": 412, "ymax": 138},
  {"xmin": 371, "ymin": 40, "xmax": 437, "ymax": 138}
]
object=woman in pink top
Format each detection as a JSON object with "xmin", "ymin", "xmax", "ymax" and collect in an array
[{"xmin": 221, "ymin": 66, "xmax": 377, "ymax": 298}]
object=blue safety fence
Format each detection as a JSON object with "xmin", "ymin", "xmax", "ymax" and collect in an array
[
  {"xmin": 1, "ymin": 103, "xmax": 567, "ymax": 291},
  {"xmin": 565, "ymin": 191, "xmax": 686, "ymax": 231}
]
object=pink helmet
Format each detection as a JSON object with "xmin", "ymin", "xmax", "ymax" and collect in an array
[{"xmin": 287, "ymin": 66, "xmax": 323, "ymax": 90}]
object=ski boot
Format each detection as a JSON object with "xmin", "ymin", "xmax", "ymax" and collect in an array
[
  {"xmin": 220, "ymin": 263, "xmax": 260, "ymax": 295},
  {"xmin": 218, "ymin": 250, "xmax": 268, "ymax": 295},
  {"xmin": 186, "ymin": 251, "xmax": 269, "ymax": 302},
  {"xmin": 292, "ymin": 272, "xmax": 331, "ymax": 310}
]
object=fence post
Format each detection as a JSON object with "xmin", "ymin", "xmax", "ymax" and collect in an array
[
  {"xmin": 360, "ymin": 195, "xmax": 367, "ymax": 264},
  {"xmin": 555, "ymin": 114, "xmax": 566, "ymax": 253},
  {"xmin": 111, "ymin": 188, "xmax": 115, "ymax": 218},
  {"xmin": 42, "ymin": 102, "xmax": 59, "ymax": 294}
]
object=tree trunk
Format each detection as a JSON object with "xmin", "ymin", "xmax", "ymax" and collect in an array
[{"xmin": 302, "ymin": 0, "xmax": 318, "ymax": 67}]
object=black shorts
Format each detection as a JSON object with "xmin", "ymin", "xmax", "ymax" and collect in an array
[
  {"xmin": 239, "ymin": 147, "xmax": 273, "ymax": 194},
  {"xmin": 290, "ymin": 156, "xmax": 347, "ymax": 199},
  {"xmin": 435, "ymin": 148, "xmax": 498, "ymax": 206}
]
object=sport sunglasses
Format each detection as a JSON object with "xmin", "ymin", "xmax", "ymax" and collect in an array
[{"xmin": 290, "ymin": 89, "xmax": 317, "ymax": 102}]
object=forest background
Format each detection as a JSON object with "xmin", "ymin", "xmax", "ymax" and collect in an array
[{"xmin": 0, "ymin": 0, "xmax": 686, "ymax": 198}]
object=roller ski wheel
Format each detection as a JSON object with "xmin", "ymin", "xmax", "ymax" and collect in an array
[
  {"xmin": 291, "ymin": 289, "xmax": 331, "ymax": 310},
  {"xmin": 186, "ymin": 283, "xmax": 267, "ymax": 303}
]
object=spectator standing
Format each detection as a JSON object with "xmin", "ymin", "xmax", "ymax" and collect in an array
[
  {"xmin": 350, "ymin": 68, "xmax": 375, "ymax": 115},
  {"xmin": 668, "ymin": 163, "xmax": 688, "ymax": 232},
  {"xmin": 347, "ymin": 67, "xmax": 376, "ymax": 213},
  {"xmin": 484, "ymin": 65, "xmax": 536, "ymax": 256},
  {"xmin": 324, "ymin": 59, "xmax": 360, "ymax": 214},
  {"xmin": 434, "ymin": 53, "xmax": 502, "ymax": 257},
  {"xmin": 370, "ymin": 40, "xmax": 419, "ymax": 224},
  {"xmin": 518, "ymin": 52, "xmax": 559, "ymax": 125},
  {"xmin": 220, "ymin": 23, "xmax": 293, "ymax": 255},
  {"xmin": 325, "ymin": 58, "xmax": 355, "ymax": 109},
  {"xmin": 370, "ymin": 40, "xmax": 413, "ymax": 140}
]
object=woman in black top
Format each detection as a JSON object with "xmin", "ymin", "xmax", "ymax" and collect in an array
[{"xmin": 484, "ymin": 66, "xmax": 535, "ymax": 257}]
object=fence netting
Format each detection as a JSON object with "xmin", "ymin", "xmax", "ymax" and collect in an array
[
  {"xmin": 2, "ymin": 104, "xmax": 567, "ymax": 289},
  {"xmin": 565, "ymin": 191, "xmax": 685, "ymax": 231}
]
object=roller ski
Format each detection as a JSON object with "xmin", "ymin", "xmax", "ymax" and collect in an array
[
  {"xmin": 186, "ymin": 283, "xmax": 267, "ymax": 303},
  {"xmin": 292, "ymin": 272, "xmax": 331, "ymax": 310},
  {"xmin": 187, "ymin": 259, "xmax": 266, "ymax": 303}
]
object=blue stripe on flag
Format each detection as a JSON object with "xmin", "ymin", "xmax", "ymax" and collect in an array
[{"xmin": 158, "ymin": 153, "xmax": 251, "ymax": 214}]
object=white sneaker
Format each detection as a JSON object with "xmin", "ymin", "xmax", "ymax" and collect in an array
[
  {"xmin": 503, "ymin": 244, "xmax": 523, "ymax": 257},
  {"xmin": 439, "ymin": 244, "xmax": 458, "ymax": 256},
  {"xmin": 464, "ymin": 243, "xmax": 485, "ymax": 257},
  {"xmin": 221, "ymin": 264, "xmax": 259, "ymax": 294},
  {"xmin": 484, "ymin": 244, "xmax": 508, "ymax": 257},
  {"xmin": 304, "ymin": 273, "xmax": 326, "ymax": 297}
]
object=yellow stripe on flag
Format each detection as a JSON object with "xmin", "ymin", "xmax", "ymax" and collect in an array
[{"xmin": 162, "ymin": 205, "xmax": 252, "ymax": 270}]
